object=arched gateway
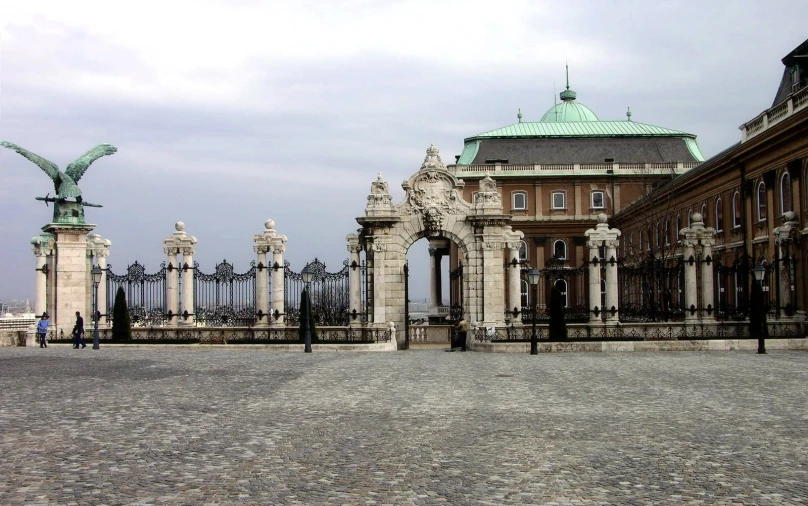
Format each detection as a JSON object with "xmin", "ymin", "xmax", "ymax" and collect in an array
[{"xmin": 347, "ymin": 145, "xmax": 523, "ymax": 349}]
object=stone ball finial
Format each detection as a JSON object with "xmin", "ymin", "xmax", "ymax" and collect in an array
[
  {"xmin": 265, "ymin": 219, "xmax": 275, "ymax": 230},
  {"xmin": 377, "ymin": 173, "xmax": 383, "ymax": 181},
  {"xmin": 175, "ymin": 221, "xmax": 185, "ymax": 232},
  {"xmin": 597, "ymin": 213, "xmax": 608, "ymax": 224},
  {"xmin": 784, "ymin": 210, "xmax": 796, "ymax": 221},
  {"xmin": 692, "ymin": 212, "xmax": 703, "ymax": 223}
]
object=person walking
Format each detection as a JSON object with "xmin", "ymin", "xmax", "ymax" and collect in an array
[
  {"xmin": 74, "ymin": 311, "xmax": 87, "ymax": 349},
  {"xmin": 37, "ymin": 312, "xmax": 50, "ymax": 348}
]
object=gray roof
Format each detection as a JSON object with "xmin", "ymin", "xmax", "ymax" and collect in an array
[{"xmin": 469, "ymin": 137, "xmax": 700, "ymax": 165}]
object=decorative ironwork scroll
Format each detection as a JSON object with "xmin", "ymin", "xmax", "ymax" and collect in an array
[
  {"xmin": 106, "ymin": 262, "xmax": 167, "ymax": 327},
  {"xmin": 194, "ymin": 260, "xmax": 257, "ymax": 327},
  {"xmin": 284, "ymin": 258, "xmax": 350, "ymax": 326}
]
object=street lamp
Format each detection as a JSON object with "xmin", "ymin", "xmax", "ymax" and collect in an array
[
  {"xmin": 301, "ymin": 263, "xmax": 313, "ymax": 353},
  {"xmin": 753, "ymin": 262, "xmax": 766, "ymax": 355},
  {"xmin": 527, "ymin": 267, "xmax": 540, "ymax": 355},
  {"xmin": 91, "ymin": 265, "xmax": 103, "ymax": 349}
]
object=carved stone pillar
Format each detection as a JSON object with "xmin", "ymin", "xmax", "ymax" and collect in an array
[
  {"xmin": 586, "ymin": 239, "xmax": 602, "ymax": 324},
  {"xmin": 346, "ymin": 233, "xmax": 362, "ymax": 324},
  {"xmin": 31, "ymin": 233, "xmax": 55, "ymax": 318},
  {"xmin": 682, "ymin": 238, "xmax": 698, "ymax": 322},
  {"xmin": 268, "ymin": 224, "xmax": 288, "ymax": 326},
  {"xmin": 700, "ymin": 237, "xmax": 716, "ymax": 321},
  {"xmin": 604, "ymin": 239, "xmax": 619, "ymax": 323},
  {"xmin": 253, "ymin": 222, "xmax": 271, "ymax": 327},
  {"xmin": 164, "ymin": 222, "xmax": 197, "ymax": 326},
  {"xmin": 87, "ymin": 234, "xmax": 112, "ymax": 325},
  {"xmin": 774, "ymin": 211, "xmax": 800, "ymax": 318},
  {"xmin": 504, "ymin": 226, "xmax": 524, "ymax": 324},
  {"xmin": 584, "ymin": 214, "xmax": 621, "ymax": 325},
  {"xmin": 428, "ymin": 246, "xmax": 439, "ymax": 315}
]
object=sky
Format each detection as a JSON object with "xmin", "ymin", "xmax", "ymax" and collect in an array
[{"xmin": 1, "ymin": 0, "xmax": 806, "ymax": 303}]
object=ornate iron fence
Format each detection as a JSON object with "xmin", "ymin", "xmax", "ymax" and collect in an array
[
  {"xmin": 284, "ymin": 259, "xmax": 350, "ymax": 326},
  {"xmin": 520, "ymin": 258, "xmax": 589, "ymax": 323},
  {"xmin": 106, "ymin": 262, "xmax": 167, "ymax": 327},
  {"xmin": 194, "ymin": 260, "xmax": 257, "ymax": 327},
  {"xmin": 618, "ymin": 256, "xmax": 685, "ymax": 322}
]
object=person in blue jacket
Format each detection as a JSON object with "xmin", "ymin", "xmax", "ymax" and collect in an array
[{"xmin": 37, "ymin": 312, "xmax": 50, "ymax": 348}]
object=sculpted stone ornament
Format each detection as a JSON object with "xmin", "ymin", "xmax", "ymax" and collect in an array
[{"xmin": 1, "ymin": 141, "xmax": 117, "ymax": 225}]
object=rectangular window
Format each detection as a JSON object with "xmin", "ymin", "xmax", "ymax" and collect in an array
[
  {"xmin": 552, "ymin": 192, "xmax": 565, "ymax": 209},
  {"xmin": 591, "ymin": 191, "xmax": 605, "ymax": 209},
  {"xmin": 512, "ymin": 192, "xmax": 527, "ymax": 210}
]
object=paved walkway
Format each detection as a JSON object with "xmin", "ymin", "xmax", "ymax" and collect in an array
[{"xmin": 1, "ymin": 347, "xmax": 807, "ymax": 505}]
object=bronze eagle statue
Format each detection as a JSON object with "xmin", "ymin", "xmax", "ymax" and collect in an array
[{"xmin": 1, "ymin": 141, "xmax": 117, "ymax": 203}]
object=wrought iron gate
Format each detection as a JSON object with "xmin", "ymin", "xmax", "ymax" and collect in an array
[
  {"xmin": 194, "ymin": 260, "xmax": 257, "ymax": 326},
  {"xmin": 106, "ymin": 262, "xmax": 167, "ymax": 327},
  {"xmin": 618, "ymin": 257, "xmax": 685, "ymax": 322},
  {"xmin": 449, "ymin": 262, "xmax": 463, "ymax": 321},
  {"xmin": 284, "ymin": 259, "xmax": 350, "ymax": 326}
]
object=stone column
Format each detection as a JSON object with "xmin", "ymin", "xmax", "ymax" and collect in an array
[
  {"xmin": 504, "ymin": 227, "xmax": 524, "ymax": 324},
  {"xmin": 268, "ymin": 225, "xmax": 288, "ymax": 326},
  {"xmin": 586, "ymin": 238, "xmax": 602, "ymax": 324},
  {"xmin": 774, "ymin": 212, "xmax": 800, "ymax": 319},
  {"xmin": 253, "ymin": 232, "xmax": 270, "ymax": 327},
  {"xmin": 87, "ymin": 234, "xmax": 112, "ymax": 326},
  {"xmin": 680, "ymin": 212, "xmax": 717, "ymax": 321},
  {"xmin": 682, "ymin": 238, "xmax": 698, "ymax": 322},
  {"xmin": 700, "ymin": 237, "xmax": 716, "ymax": 320},
  {"xmin": 31, "ymin": 233, "xmax": 55, "ymax": 318},
  {"xmin": 164, "ymin": 222, "xmax": 197, "ymax": 326},
  {"xmin": 585, "ymin": 214, "xmax": 621, "ymax": 326},
  {"xmin": 346, "ymin": 233, "xmax": 362, "ymax": 324},
  {"xmin": 428, "ymin": 246, "xmax": 439, "ymax": 315},
  {"xmin": 604, "ymin": 239, "xmax": 619, "ymax": 323}
]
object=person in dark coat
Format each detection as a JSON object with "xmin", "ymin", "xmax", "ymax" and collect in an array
[{"xmin": 73, "ymin": 311, "xmax": 87, "ymax": 349}]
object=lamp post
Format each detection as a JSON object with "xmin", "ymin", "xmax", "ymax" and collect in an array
[
  {"xmin": 301, "ymin": 263, "xmax": 313, "ymax": 353},
  {"xmin": 753, "ymin": 262, "xmax": 766, "ymax": 355},
  {"xmin": 91, "ymin": 265, "xmax": 102, "ymax": 350},
  {"xmin": 528, "ymin": 267, "xmax": 540, "ymax": 355}
]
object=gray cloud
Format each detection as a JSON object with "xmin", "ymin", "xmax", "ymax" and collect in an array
[{"xmin": 2, "ymin": 1, "xmax": 807, "ymax": 301}]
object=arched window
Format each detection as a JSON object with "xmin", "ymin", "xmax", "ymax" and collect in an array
[
  {"xmin": 664, "ymin": 220, "xmax": 670, "ymax": 246},
  {"xmin": 518, "ymin": 240, "xmax": 528, "ymax": 262},
  {"xmin": 715, "ymin": 197, "xmax": 723, "ymax": 231},
  {"xmin": 701, "ymin": 204, "xmax": 708, "ymax": 224},
  {"xmin": 555, "ymin": 279, "xmax": 568, "ymax": 307},
  {"xmin": 520, "ymin": 279, "xmax": 529, "ymax": 309},
  {"xmin": 638, "ymin": 230, "xmax": 643, "ymax": 252},
  {"xmin": 675, "ymin": 215, "xmax": 681, "ymax": 241},
  {"xmin": 756, "ymin": 181, "xmax": 767, "ymax": 222},
  {"xmin": 732, "ymin": 191, "xmax": 741, "ymax": 228},
  {"xmin": 655, "ymin": 222, "xmax": 661, "ymax": 248},
  {"xmin": 687, "ymin": 208, "xmax": 693, "ymax": 227},
  {"xmin": 553, "ymin": 239, "xmax": 567, "ymax": 260},
  {"xmin": 780, "ymin": 172, "xmax": 792, "ymax": 214},
  {"xmin": 512, "ymin": 191, "xmax": 527, "ymax": 211}
]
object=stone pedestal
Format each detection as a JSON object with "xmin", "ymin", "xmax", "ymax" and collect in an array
[
  {"xmin": 585, "ymin": 214, "xmax": 621, "ymax": 325},
  {"xmin": 254, "ymin": 219, "xmax": 288, "ymax": 326},
  {"xmin": 42, "ymin": 222, "xmax": 96, "ymax": 336}
]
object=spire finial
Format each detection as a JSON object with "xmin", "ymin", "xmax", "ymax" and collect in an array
[
  {"xmin": 517, "ymin": 108, "xmax": 523, "ymax": 123},
  {"xmin": 626, "ymin": 106, "xmax": 632, "ymax": 121},
  {"xmin": 565, "ymin": 62, "xmax": 569, "ymax": 90}
]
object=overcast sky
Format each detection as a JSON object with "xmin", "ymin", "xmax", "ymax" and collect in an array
[{"xmin": 1, "ymin": 0, "xmax": 806, "ymax": 304}]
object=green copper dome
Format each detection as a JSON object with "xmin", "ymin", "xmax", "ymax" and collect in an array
[{"xmin": 540, "ymin": 66, "xmax": 599, "ymax": 123}]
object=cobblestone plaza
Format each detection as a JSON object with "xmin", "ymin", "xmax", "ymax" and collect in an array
[{"xmin": 1, "ymin": 348, "xmax": 807, "ymax": 505}]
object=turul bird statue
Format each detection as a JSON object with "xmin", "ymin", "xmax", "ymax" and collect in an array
[{"xmin": 1, "ymin": 141, "xmax": 117, "ymax": 225}]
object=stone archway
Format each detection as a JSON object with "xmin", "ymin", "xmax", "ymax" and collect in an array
[{"xmin": 347, "ymin": 145, "xmax": 524, "ymax": 348}]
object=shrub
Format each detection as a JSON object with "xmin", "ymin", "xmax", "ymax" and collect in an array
[{"xmin": 112, "ymin": 286, "xmax": 132, "ymax": 340}]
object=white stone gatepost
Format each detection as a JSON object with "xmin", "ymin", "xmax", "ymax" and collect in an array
[
  {"xmin": 162, "ymin": 232, "xmax": 180, "ymax": 324},
  {"xmin": 86, "ymin": 234, "xmax": 112, "ymax": 326},
  {"xmin": 504, "ymin": 226, "xmax": 524, "ymax": 323},
  {"xmin": 680, "ymin": 212, "xmax": 716, "ymax": 321},
  {"xmin": 584, "ymin": 214, "xmax": 621, "ymax": 324},
  {"xmin": 163, "ymin": 222, "xmax": 197, "ymax": 326},
  {"xmin": 31, "ymin": 233, "xmax": 55, "ymax": 318},
  {"xmin": 774, "ymin": 211, "xmax": 800, "ymax": 319},
  {"xmin": 346, "ymin": 233, "xmax": 362, "ymax": 324},
  {"xmin": 253, "ymin": 219, "xmax": 287, "ymax": 326}
]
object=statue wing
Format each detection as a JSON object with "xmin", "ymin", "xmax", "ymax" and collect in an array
[
  {"xmin": 65, "ymin": 144, "xmax": 118, "ymax": 182},
  {"xmin": 0, "ymin": 141, "xmax": 60, "ymax": 181}
]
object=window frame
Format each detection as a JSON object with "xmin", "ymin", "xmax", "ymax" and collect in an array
[
  {"xmin": 715, "ymin": 197, "xmax": 723, "ymax": 232},
  {"xmin": 511, "ymin": 191, "xmax": 527, "ymax": 211},
  {"xmin": 518, "ymin": 240, "xmax": 528, "ymax": 263},
  {"xmin": 591, "ymin": 190, "xmax": 605, "ymax": 210},
  {"xmin": 756, "ymin": 181, "xmax": 766, "ymax": 222},
  {"xmin": 551, "ymin": 191, "xmax": 566, "ymax": 210},
  {"xmin": 732, "ymin": 191, "xmax": 741, "ymax": 229},
  {"xmin": 553, "ymin": 239, "xmax": 567, "ymax": 260},
  {"xmin": 780, "ymin": 171, "xmax": 792, "ymax": 215}
]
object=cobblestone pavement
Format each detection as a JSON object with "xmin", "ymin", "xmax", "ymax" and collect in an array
[{"xmin": 1, "ymin": 347, "xmax": 807, "ymax": 505}]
